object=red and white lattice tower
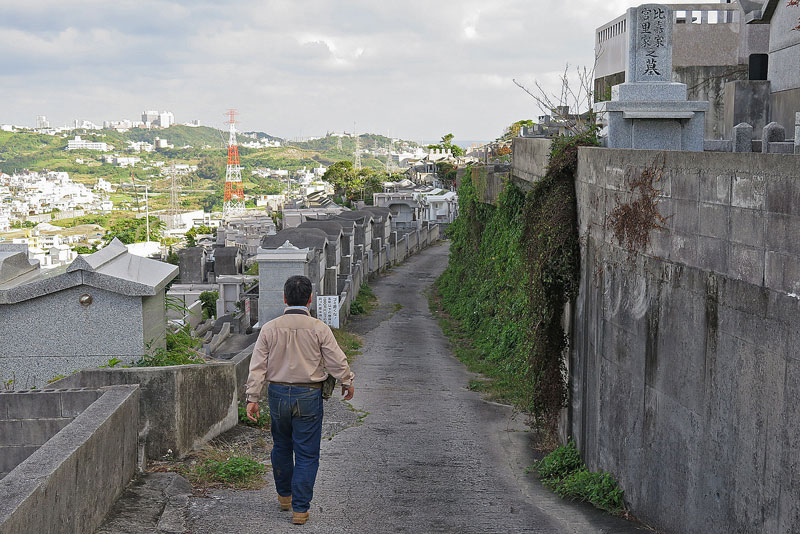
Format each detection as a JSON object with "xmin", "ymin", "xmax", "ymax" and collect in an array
[{"xmin": 223, "ymin": 109, "xmax": 246, "ymax": 218}]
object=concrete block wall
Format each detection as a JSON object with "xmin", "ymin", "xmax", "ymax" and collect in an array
[
  {"xmin": 512, "ymin": 137, "xmax": 552, "ymax": 185},
  {"xmin": 0, "ymin": 389, "xmax": 103, "ymax": 479},
  {"xmin": 0, "ymin": 385, "xmax": 139, "ymax": 534},
  {"xmin": 577, "ymin": 148, "xmax": 800, "ymax": 295},
  {"xmin": 571, "ymin": 147, "xmax": 800, "ymax": 534},
  {"xmin": 52, "ymin": 362, "xmax": 238, "ymax": 460}
]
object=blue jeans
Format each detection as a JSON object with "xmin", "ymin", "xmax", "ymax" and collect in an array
[{"xmin": 268, "ymin": 384, "xmax": 323, "ymax": 513}]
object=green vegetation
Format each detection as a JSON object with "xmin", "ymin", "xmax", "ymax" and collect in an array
[
  {"xmin": 137, "ymin": 325, "xmax": 204, "ymax": 367},
  {"xmin": 532, "ymin": 441, "xmax": 626, "ymax": 515},
  {"xmin": 500, "ymin": 120, "xmax": 535, "ymax": 141},
  {"xmin": 193, "ymin": 455, "xmax": 266, "ymax": 486},
  {"xmin": 322, "ymin": 161, "xmax": 385, "ymax": 201},
  {"xmin": 99, "ymin": 215, "xmax": 163, "ymax": 244},
  {"xmin": 99, "ymin": 357, "xmax": 124, "ymax": 368},
  {"xmin": 199, "ymin": 290, "xmax": 219, "ymax": 320},
  {"xmin": 238, "ymin": 401, "xmax": 269, "ymax": 428},
  {"xmin": 427, "ymin": 133, "xmax": 465, "ymax": 157},
  {"xmin": 332, "ymin": 329, "xmax": 363, "ymax": 363},
  {"xmin": 435, "ymin": 131, "xmax": 599, "ymax": 436},
  {"xmin": 349, "ymin": 283, "xmax": 377, "ymax": 315}
]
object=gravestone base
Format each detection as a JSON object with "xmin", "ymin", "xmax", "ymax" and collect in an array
[
  {"xmin": 598, "ymin": 99, "xmax": 708, "ymax": 151},
  {"xmin": 612, "ymin": 82, "xmax": 687, "ymax": 102}
]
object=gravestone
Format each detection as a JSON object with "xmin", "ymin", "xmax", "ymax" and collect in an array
[
  {"xmin": 733, "ymin": 123, "xmax": 754, "ymax": 153},
  {"xmin": 596, "ymin": 4, "xmax": 709, "ymax": 151},
  {"xmin": 214, "ymin": 247, "xmax": 241, "ymax": 276},
  {"xmin": 255, "ymin": 241, "xmax": 313, "ymax": 326},
  {"xmin": 177, "ymin": 247, "xmax": 206, "ymax": 284},
  {"xmin": 761, "ymin": 121, "xmax": 794, "ymax": 153}
]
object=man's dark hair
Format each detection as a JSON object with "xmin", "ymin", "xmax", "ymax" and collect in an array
[{"xmin": 284, "ymin": 275, "xmax": 313, "ymax": 306}]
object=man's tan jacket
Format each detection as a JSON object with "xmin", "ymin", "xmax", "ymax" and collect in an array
[{"xmin": 245, "ymin": 309, "xmax": 354, "ymax": 403}]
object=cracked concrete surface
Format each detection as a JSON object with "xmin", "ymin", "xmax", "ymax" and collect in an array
[{"xmin": 185, "ymin": 243, "xmax": 648, "ymax": 533}]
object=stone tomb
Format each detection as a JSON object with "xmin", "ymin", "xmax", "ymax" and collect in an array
[{"xmin": 596, "ymin": 4, "xmax": 709, "ymax": 151}]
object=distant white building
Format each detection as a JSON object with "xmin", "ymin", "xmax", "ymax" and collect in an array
[
  {"xmin": 103, "ymin": 155, "xmax": 141, "ymax": 167},
  {"xmin": 36, "ymin": 115, "xmax": 49, "ymax": 129},
  {"xmin": 154, "ymin": 137, "xmax": 173, "ymax": 149},
  {"xmin": 95, "ymin": 178, "xmax": 114, "ymax": 193},
  {"xmin": 142, "ymin": 110, "xmax": 160, "ymax": 126},
  {"xmin": 72, "ymin": 119, "xmax": 100, "ymax": 130},
  {"xmin": 142, "ymin": 110, "xmax": 175, "ymax": 128},
  {"xmin": 66, "ymin": 136, "xmax": 111, "ymax": 151},
  {"xmin": 256, "ymin": 195, "xmax": 286, "ymax": 211},
  {"xmin": 128, "ymin": 141, "xmax": 155, "ymax": 153}
]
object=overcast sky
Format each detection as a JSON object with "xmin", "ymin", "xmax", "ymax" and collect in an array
[{"xmin": 2, "ymin": 0, "xmax": 653, "ymax": 143}]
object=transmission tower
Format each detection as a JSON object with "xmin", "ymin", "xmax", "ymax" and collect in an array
[
  {"xmin": 167, "ymin": 165, "xmax": 180, "ymax": 230},
  {"xmin": 223, "ymin": 109, "xmax": 246, "ymax": 219},
  {"xmin": 353, "ymin": 123, "xmax": 362, "ymax": 170}
]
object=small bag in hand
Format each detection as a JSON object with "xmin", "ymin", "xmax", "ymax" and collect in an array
[{"xmin": 322, "ymin": 374, "xmax": 337, "ymax": 400}]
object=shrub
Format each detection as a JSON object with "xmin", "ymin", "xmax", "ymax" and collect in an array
[
  {"xmin": 533, "ymin": 440, "xmax": 626, "ymax": 516},
  {"xmin": 195, "ymin": 456, "xmax": 265, "ymax": 485}
]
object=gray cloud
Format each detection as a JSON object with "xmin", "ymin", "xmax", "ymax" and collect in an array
[{"xmin": 0, "ymin": 0, "xmax": 640, "ymax": 141}]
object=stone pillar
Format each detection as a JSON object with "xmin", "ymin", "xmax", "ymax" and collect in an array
[
  {"xmin": 733, "ymin": 123, "xmax": 754, "ymax": 153},
  {"xmin": 255, "ymin": 243, "xmax": 312, "ymax": 327},
  {"xmin": 340, "ymin": 254, "xmax": 352, "ymax": 276},
  {"xmin": 795, "ymin": 113, "xmax": 800, "ymax": 155},
  {"xmin": 324, "ymin": 267, "xmax": 337, "ymax": 296}
]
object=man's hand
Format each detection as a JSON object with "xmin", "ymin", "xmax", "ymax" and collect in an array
[
  {"xmin": 341, "ymin": 384, "xmax": 354, "ymax": 400},
  {"xmin": 246, "ymin": 401, "xmax": 260, "ymax": 422}
]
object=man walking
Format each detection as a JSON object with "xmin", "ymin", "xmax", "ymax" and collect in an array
[{"xmin": 245, "ymin": 275, "xmax": 355, "ymax": 525}]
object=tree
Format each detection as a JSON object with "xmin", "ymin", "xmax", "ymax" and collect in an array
[
  {"xmin": 185, "ymin": 227, "xmax": 197, "ymax": 247},
  {"xmin": 427, "ymin": 133, "xmax": 465, "ymax": 157},
  {"xmin": 166, "ymin": 246, "xmax": 179, "ymax": 265},
  {"xmin": 199, "ymin": 290, "xmax": 219, "ymax": 319},
  {"xmin": 322, "ymin": 161, "xmax": 355, "ymax": 196},
  {"xmin": 501, "ymin": 120, "xmax": 535, "ymax": 141},
  {"xmin": 196, "ymin": 156, "xmax": 224, "ymax": 181},
  {"xmin": 105, "ymin": 216, "xmax": 163, "ymax": 244},
  {"xmin": 437, "ymin": 161, "xmax": 458, "ymax": 189},
  {"xmin": 513, "ymin": 63, "xmax": 596, "ymax": 135}
]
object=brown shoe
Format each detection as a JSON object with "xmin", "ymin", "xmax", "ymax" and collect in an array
[
  {"xmin": 278, "ymin": 495, "xmax": 292, "ymax": 511},
  {"xmin": 292, "ymin": 511, "xmax": 310, "ymax": 525}
]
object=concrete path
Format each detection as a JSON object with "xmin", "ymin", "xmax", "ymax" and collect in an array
[{"xmin": 187, "ymin": 242, "xmax": 647, "ymax": 533}]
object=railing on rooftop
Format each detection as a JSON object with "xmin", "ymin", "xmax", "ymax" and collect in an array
[{"xmin": 596, "ymin": 2, "xmax": 741, "ymax": 45}]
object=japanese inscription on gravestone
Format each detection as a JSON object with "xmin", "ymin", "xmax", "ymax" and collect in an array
[
  {"xmin": 628, "ymin": 4, "xmax": 673, "ymax": 83},
  {"xmin": 317, "ymin": 295, "xmax": 339, "ymax": 329}
]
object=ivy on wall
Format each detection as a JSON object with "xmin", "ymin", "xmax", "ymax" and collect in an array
[{"xmin": 436, "ymin": 132, "xmax": 598, "ymax": 436}]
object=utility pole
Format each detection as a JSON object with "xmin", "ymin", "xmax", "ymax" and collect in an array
[
  {"xmin": 353, "ymin": 122, "xmax": 362, "ymax": 171},
  {"xmin": 144, "ymin": 183, "xmax": 150, "ymax": 242},
  {"xmin": 167, "ymin": 165, "xmax": 179, "ymax": 231}
]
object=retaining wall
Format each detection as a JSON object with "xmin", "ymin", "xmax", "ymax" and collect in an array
[
  {"xmin": 0, "ymin": 385, "xmax": 139, "ymax": 534},
  {"xmin": 571, "ymin": 147, "xmax": 800, "ymax": 533},
  {"xmin": 512, "ymin": 137, "xmax": 552, "ymax": 185},
  {"xmin": 0, "ymin": 388, "xmax": 104, "ymax": 479},
  {"xmin": 52, "ymin": 358, "xmax": 242, "ymax": 460}
]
